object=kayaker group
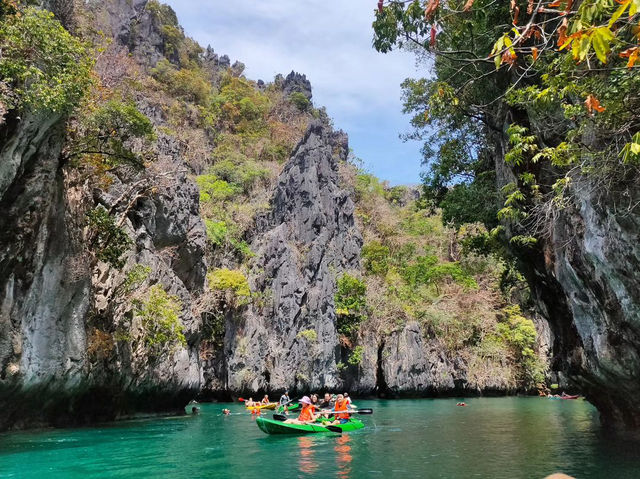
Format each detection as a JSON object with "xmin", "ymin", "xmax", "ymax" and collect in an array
[
  {"xmin": 244, "ymin": 395, "xmax": 273, "ymax": 408},
  {"xmin": 244, "ymin": 390, "xmax": 356, "ymax": 424},
  {"xmin": 284, "ymin": 392, "xmax": 355, "ymax": 425}
]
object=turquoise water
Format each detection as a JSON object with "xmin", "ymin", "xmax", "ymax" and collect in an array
[{"xmin": 1, "ymin": 398, "xmax": 640, "ymax": 478}]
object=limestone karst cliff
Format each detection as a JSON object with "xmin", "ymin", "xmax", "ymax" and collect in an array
[{"xmin": 0, "ymin": 0, "xmax": 552, "ymax": 430}]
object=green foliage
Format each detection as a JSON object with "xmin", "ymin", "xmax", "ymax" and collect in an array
[
  {"xmin": 354, "ymin": 172, "xmax": 385, "ymax": 200},
  {"xmin": 202, "ymin": 311, "xmax": 225, "ymax": 350},
  {"xmin": 204, "ymin": 220, "xmax": 228, "ymax": 247},
  {"xmin": 73, "ymin": 100, "xmax": 155, "ymax": 169},
  {"xmin": 146, "ymin": 0, "xmax": 179, "ymax": 28},
  {"xmin": 146, "ymin": 0, "xmax": 201, "ymax": 66},
  {"xmin": 86, "ymin": 206, "xmax": 131, "ymax": 269},
  {"xmin": 211, "ymin": 75, "xmax": 270, "ymax": 134},
  {"xmin": 401, "ymin": 210, "xmax": 441, "ymax": 237},
  {"xmin": 362, "ymin": 241, "xmax": 390, "ymax": 275},
  {"xmin": 348, "ymin": 345, "xmax": 365, "ymax": 366},
  {"xmin": 0, "ymin": 6, "xmax": 92, "ymax": 113},
  {"xmin": 208, "ymin": 268, "xmax": 251, "ymax": 304},
  {"xmin": 335, "ymin": 274, "xmax": 367, "ymax": 337},
  {"xmin": 208, "ymin": 158, "xmax": 269, "ymax": 192},
  {"xmin": 151, "ymin": 59, "xmax": 212, "ymax": 105},
  {"xmin": 204, "ymin": 218, "xmax": 253, "ymax": 258},
  {"xmin": 402, "ymin": 256, "xmax": 478, "ymax": 291},
  {"xmin": 135, "ymin": 284, "xmax": 186, "ymax": 355},
  {"xmin": 196, "ymin": 175, "xmax": 241, "ymax": 202},
  {"xmin": 288, "ymin": 92, "xmax": 311, "ymax": 112},
  {"xmin": 297, "ymin": 329, "xmax": 318, "ymax": 342},
  {"xmin": 439, "ymin": 172, "xmax": 501, "ymax": 228},
  {"xmin": 122, "ymin": 264, "xmax": 151, "ymax": 294},
  {"xmin": 384, "ymin": 185, "xmax": 408, "ymax": 205},
  {"xmin": 496, "ymin": 305, "xmax": 546, "ymax": 387}
]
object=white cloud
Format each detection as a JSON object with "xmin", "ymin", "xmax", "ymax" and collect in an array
[{"xmin": 164, "ymin": 0, "xmax": 424, "ymax": 184}]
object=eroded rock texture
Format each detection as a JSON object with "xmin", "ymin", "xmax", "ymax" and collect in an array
[
  {"xmin": 0, "ymin": 107, "xmax": 207, "ymax": 429},
  {"xmin": 526, "ymin": 178, "xmax": 640, "ymax": 427},
  {"xmin": 218, "ymin": 121, "xmax": 362, "ymax": 395}
]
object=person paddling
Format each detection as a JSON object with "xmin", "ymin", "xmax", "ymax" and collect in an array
[
  {"xmin": 331, "ymin": 393, "xmax": 351, "ymax": 424},
  {"xmin": 286, "ymin": 396, "xmax": 317, "ymax": 424},
  {"xmin": 319, "ymin": 392, "xmax": 334, "ymax": 409},
  {"xmin": 261, "ymin": 394, "xmax": 270, "ymax": 404},
  {"xmin": 279, "ymin": 390, "xmax": 291, "ymax": 414}
]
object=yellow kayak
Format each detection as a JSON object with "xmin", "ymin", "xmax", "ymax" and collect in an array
[{"xmin": 246, "ymin": 402, "xmax": 278, "ymax": 411}]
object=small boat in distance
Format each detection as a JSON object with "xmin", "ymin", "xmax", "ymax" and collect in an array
[{"xmin": 548, "ymin": 393, "xmax": 580, "ymax": 400}]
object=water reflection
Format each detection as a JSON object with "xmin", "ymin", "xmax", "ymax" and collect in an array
[
  {"xmin": 297, "ymin": 436, "xmax": 318, "ymax": 475},
  {"xmin": 335, "ymin": 435, "xmax": 352, "ymax": 478}
]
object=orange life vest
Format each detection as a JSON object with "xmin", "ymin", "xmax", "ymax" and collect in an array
[
  {"xmin": 334, "ymin": 399, "xmax": 349, "ymax": 419},
  {"xmin": 298, "ymin": 404, "xmax": 314, "ymax": 422}
]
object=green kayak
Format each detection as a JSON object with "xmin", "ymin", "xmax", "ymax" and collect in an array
[
  {"xmin": 275, "ymin": 402, "xmax": 300, "ymax": 413},
  {"xmin": 256, "ymin": 416, "xmax": 364, "ymax": 435}
]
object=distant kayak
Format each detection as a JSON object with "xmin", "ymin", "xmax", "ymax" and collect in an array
[
  {"xmin": 246, "ymin": 402, "xmax": 278, "ymax": 411},
  {"xmin": 256, "ymin": 416, "xmax": 364, "ymax": 435},
  {"xmin": 548, "ymin": 394, "xmax": 580, "ymax": 400},
  {"xmin": 276, "ymin": 402, "xmax": 300, "ymax": 413}
]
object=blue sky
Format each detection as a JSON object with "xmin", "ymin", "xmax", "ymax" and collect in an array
[{"xmin": 163, "ymin": 0, "xmax": 425, "ymax": 185}]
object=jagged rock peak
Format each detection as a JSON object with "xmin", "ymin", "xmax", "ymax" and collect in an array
[
  {"xmin": 220, "ymin": 120, "xmax": 362, "ymax": 395},
  {"xmin": 275, "ymin": 71, "xmax": 313, "ymax": 100}
]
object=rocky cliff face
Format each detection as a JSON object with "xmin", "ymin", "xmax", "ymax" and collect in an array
[
  {"xmin": 214, "ymin": 121, "xmax": 362, "ymax": 395},
  {"xmin": 0, "ymin": 111, "xmax": 94, "ymax": 427},
  {"xmin": 0, "ymin": 0, "xmax": 211, "ymax": 426},
  {"xmin": 0, "ymin": 107, "xmax": 207, "ymax": 429},
  {"xmin": 522, "ymin": 177, "xmax": 640, "ymax": 427},
  {"xmin": 0, "ymin": 0, "xmax": 555, "ymax": 431}
]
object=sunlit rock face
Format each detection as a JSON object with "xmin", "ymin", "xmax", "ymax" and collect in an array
[{"xmin": 216, "ymin": 120, "xmax": 362, "ymax": 396}]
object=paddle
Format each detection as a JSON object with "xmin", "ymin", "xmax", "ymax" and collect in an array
[{"xmin": 319, "ymin": 408, "xmax": 373, "ymax": 415}]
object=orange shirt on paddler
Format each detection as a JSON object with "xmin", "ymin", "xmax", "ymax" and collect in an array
[
  {"xmin": 298, "ymin": 404, "xmax": 314, "ymax": 422},
  {"xmin": 334, "ymin": 399, "xmax": 349, "ymax": 419}
]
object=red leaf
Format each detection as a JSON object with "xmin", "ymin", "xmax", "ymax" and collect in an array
[
  {"xmin": 557, "ymin": 17, "xmax": 568, "ymax": 47},
  {"xmin": 430, "ymin": 25, "xmax": 437, "ymax": 46},
  {"xmin": 532, "ymin": 47, "xmax": 539, "ymax": 60},
  {"xmin": 425, "ymin": 0, "xmax": 440, "ymax": 20},
  {"xmin": 513, "ymin": 5, "xmax": 520, "ymax": 25},
  {"xmin": 585, "ymin": 95, "xmax": 606, "ymax": 114},
  {"xmin": 378, "ymin": 1, "xmax": 383, "ymax": 13},
  {"xmin": 502, "ymin": 50, "xmax": 517, "ymax": 65},
  {"xmin": 620, "ymin": 47, "xmax": 639, "ymax": 68},
  {"xmin": 463, "ymin": 0, "xmax": 475, "ymax": 11}
]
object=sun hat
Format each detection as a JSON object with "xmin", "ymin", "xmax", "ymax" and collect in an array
[{"xmin": 300, "ymin": 396, "xmax": 312, "ymax": 405}]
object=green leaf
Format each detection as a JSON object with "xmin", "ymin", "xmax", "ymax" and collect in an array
[
  {"xmin": 591, "ymin": 28, "xmax": 612, "ymax": 64},
  {"xmin": 609, "ymin": 0, "xmax": 631, "ymax": 27}
]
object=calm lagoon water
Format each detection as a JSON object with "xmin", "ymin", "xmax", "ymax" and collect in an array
[{"xmin": 1, "ymin": 397, "xmax": 640, "ymax": 478}]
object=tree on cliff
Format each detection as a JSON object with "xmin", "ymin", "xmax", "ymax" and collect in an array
[{"xmin": 373, "ymin": 0, "xmax": 640, "ymax": 242}]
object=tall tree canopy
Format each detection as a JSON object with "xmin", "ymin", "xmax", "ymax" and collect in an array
[{"xmin": 373, "ymin": 0, "xmax": 640, "ymax": 237}]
